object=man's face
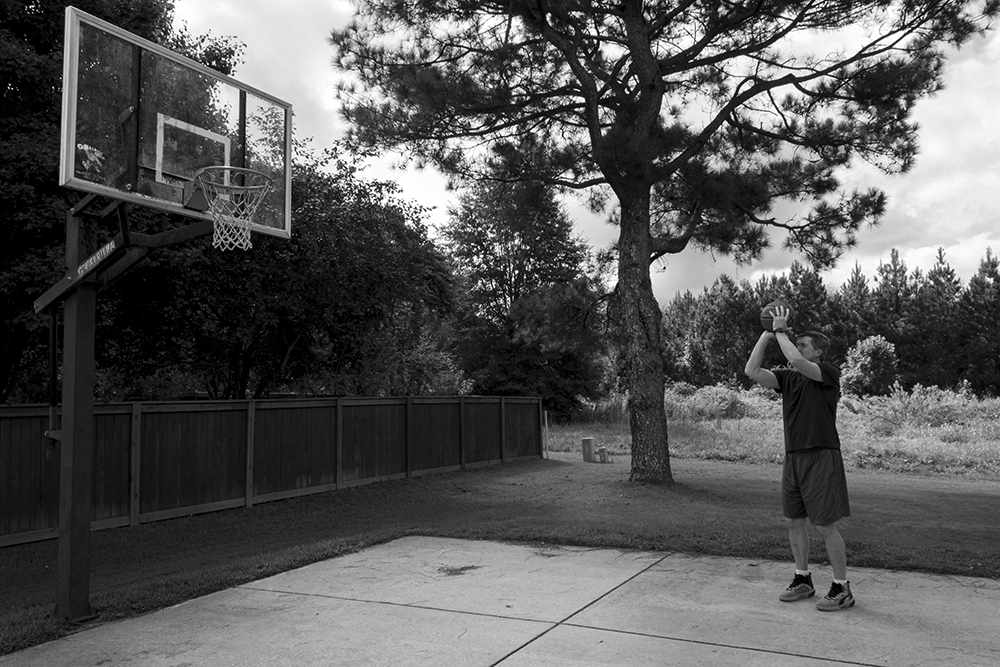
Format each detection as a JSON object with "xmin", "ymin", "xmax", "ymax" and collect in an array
[{"xmin": 796, "ymin": 336, "xmax": 823, "ymax": 363}]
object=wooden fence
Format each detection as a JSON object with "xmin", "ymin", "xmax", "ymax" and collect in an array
[{"xmin": 0, "ymin": 396, "xmax": 542, "ymax": 547}]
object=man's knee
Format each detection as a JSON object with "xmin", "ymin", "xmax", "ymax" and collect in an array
[
  {"xmin": 785, "ymin": 516, "xmax": 808, "ymax": 530},
  {"xmin": 812, "ymin": 521, "xmax": 840, "ymax": 538}
]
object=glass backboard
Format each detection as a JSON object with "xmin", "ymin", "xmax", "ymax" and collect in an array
[{"xmin": 60, "ymin": 7, "xmax": 292, "ymax": 238}]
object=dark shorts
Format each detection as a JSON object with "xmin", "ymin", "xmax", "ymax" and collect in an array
[{"xmin": 782, "ymin": 448, "xmax": 850, "ymax": 525}]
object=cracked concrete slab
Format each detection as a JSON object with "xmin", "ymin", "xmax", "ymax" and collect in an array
[{"xmin": 2, "ymin": 536, "xmax": 997, "ymax": 666}]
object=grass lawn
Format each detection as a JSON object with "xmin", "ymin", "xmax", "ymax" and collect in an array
[{"xmin": 2, "ymin": 423, "xmax": 999, "ymax": 656}]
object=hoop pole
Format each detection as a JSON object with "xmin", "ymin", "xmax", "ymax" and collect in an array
[{"xmin": 55, "ymin": 208, "xmax": 97, "ymax": 621}]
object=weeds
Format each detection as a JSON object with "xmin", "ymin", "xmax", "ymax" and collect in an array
[{"xmin": 554, "ymin": 383, "xmax": 1000, "ymax": 478}]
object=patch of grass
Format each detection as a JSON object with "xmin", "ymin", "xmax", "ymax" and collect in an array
[
  {"xmin": 3, "ymin": 435, "xmax": 1000, "ymax": 657},
  {"xmin": 551, "ymin": 413, "xmax": 1000, "ymax": 478}
]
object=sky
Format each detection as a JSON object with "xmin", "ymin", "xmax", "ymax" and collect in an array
[{"xmin": 173, "ymin": 0, "xmax": 1000, "ymax": 304}]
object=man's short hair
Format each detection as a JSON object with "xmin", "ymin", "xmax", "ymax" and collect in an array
[{"xmin": 798, "ymin": 331, "xmax": 831, "ymax": 357}]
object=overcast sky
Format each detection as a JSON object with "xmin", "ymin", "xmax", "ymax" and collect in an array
[{"xmin": 173, "ymin": 0, "xmax": 1000, "ymax": 304}]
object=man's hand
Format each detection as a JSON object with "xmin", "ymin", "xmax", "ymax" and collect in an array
[{"xmin": 771, "ymin": 305, "xmax": 790, "ymax": 331}]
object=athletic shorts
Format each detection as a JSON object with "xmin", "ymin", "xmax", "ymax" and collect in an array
[{"xmin": 782, "ymin": 448, "xmax": 850, "ymax": 525}]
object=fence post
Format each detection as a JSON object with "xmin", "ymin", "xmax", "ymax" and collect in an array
[
  {"xmin": 500, "ymin": 397, "xmax": 507, "ymax": 463},
  {"xmin": 458, "ymin": 396, "xmax": 466, "ymax": 470},
  {"xmin": 537, "ymin": 399, "xmax": 545, "ymax": 458},
  {"xmin": 245, "ymin": 400, "xmax": 255, "ymax": 508},
  {"xmin": 405, "ymin": 396, "xmax": 413, "ymax": 478},
  {"xmin": 335, "ymin": 397, "xmax": 343, "ymax": 487},
  {"xmin": 129, "ymin": 402, "xmax": 142, "ymax": 527}
]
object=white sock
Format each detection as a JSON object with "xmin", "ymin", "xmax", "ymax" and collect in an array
[
  {"xmin": 834, "ymin": 578, "xmax": 848, "ymax": 585},
  {"xmin": 796, "ymin": 569, "xmax": 810, "ymax": 576}
]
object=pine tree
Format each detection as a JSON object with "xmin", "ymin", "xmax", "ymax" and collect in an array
[
  {"xmin": 910, "ymin": 249, "xmax": 963, "ymax": 387},
  {"xmin": 958, "ymin": 248, "xmax": 1000, "ymax": 393},
  {"xmin": 830, "ymin": 261, "xmax": 874, "ymax": 361}
]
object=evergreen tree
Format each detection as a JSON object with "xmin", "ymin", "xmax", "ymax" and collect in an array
[
  {"xmin": 910, "ymin": 249, "xmax": 963, "ymax": 387},
  {"xmin": 830, "ymin": 261, "xmax": 875, "ymax": 357},
  {"xmin": 787, "ymin": 261, "xmax": 831, "ymax": 336},
  {"xmin": 871, "ymin": 249, "xmax": 919, "ymax": 374},
  {"xmin": 662, "ymin": 290, "xmax": 701, "ymax": 383},
  {"xmin": 958, "ymin": 248, "xmax": 1000, "ymax": 394},
  {"xmin": 692, "ymin": 275, "xmax": 759, "ymax": 385}
]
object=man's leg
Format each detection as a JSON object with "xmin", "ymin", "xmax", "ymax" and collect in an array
[
  {"xmin": 813, "ymin": 520, "xmax": 854, "ymax": 610},
  {"xmin": 813, "ymin": 521, "xmax": 846, "ymax": 581},
  {"xmin": 786, "ymin": 517, "xmax": 810, "ymax": 570}
]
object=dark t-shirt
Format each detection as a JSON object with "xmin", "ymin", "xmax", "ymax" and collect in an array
[{"xmin": 772, "ymin": 362, "xmax": 841, "ymax": 452}]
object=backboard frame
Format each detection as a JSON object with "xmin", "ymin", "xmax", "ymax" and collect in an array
[{"xmin": 59, "ymin": 6, "xmax": 293, "ymax": 239}]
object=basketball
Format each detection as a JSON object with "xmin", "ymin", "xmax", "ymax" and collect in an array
[{"xmin": 760, "ymin": 300, "xmax": 795, "ymax": 332}]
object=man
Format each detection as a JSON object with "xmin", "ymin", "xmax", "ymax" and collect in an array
[{"xmin": 744, "ymin": 305, "xmax": 854, "ymax": 611}]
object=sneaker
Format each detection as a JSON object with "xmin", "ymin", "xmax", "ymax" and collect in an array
[
  {"xmin": 779, "ymin": 573, "xmax": 815, "ymax": 602},
  {"xmin": 816, "ymin": 581, "xmax": 855, "ymax": 611}
]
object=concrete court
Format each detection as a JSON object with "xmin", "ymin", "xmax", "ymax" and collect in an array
[{"xmin": 3, "ymin": 536, "xmax": 999, "ymax": 666}]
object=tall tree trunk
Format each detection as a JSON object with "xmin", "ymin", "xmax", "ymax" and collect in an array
[{"xmin": 616, "ymin": 191, "xmax": 673, "ymax": 484}]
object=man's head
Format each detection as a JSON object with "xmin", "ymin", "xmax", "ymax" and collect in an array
[{"xmin": 796, "ymin": 331, "xmax": 830, "ymax": 363}]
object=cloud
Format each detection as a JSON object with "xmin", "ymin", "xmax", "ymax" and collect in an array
[{"xmin": 174, "ymin": 0, "xmax": 352, "ymax": 142}]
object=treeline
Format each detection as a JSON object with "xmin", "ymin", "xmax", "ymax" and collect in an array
[
  {"xmin": 0, "ymin": 1, "xmax": 609, "ymax": 418},
  {"xmin": 4, "ymin": 146, "xmax": 611, "ymax": 419},
  {"xmin": 662, "ymin": 248, "xmax": 1000, "ymax": 395}
]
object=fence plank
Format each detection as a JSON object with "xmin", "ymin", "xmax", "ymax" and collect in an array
[
  {"xmin": 505, "ymin": 400, "xmax": 543, "ymax": 459},
  {"xmin": 129, "ymin": 403, "xmax": 141, "ymax": 527},
  {"xmin": 341, "ymin": 402, "xmax": 407, "ymax": 483},
  {"xmin": 409, "ymin": 400, "xmax": 461, "ymax": 471},
  {"xmin": 92, "ymin": 411, "xmax": 129, "ymax": 522},
  {"xmin": 252, "ymin": 405, "xmax": 338, "ymax": 497},
  {"xmin": 245, "ymin": 401, "xmax": 255, "ymax": 508},
  {"xmin": 139, "ymin": 407, "xmax": 246, "ymax": 515},
  {"xmin": 464, "ymin": 399, "xmax": 503, "ymax": 465}
]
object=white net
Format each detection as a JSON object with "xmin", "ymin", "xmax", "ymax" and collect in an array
[{"xmin": 193, "ymin": 167, "xmax": 273, "ymax": 251}]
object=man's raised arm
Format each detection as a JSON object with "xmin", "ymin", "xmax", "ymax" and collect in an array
[{"xmin": 745, "ymin": 331, "xmax": 779, "ymax": 388}]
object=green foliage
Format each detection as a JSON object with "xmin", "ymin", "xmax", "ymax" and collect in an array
[
  {"xmin": 842, "ymin": 335, "xmax": 899, "ymax": 397},
  {"xmin": 909, "ymin": 249, "xmax": 963, "ymax": 388},
  {"xmin": 458, "ymin": 275, "xmax": 611, "ymax": 419},
  {"xmin": 0, "ymin": 0, "xmax": 244, "ymax": 402},
  {"xmin": 568, "ymin": 384, "xmax": 1000, "ymax": 477},
  {"xmin": 96, "ymin": 143, "xmax": 460, "ymax": 399},
  {"xmin": 443, "ymin": 172, "xmax": 589, "ymax": 326},
  {"xmin": 328, "ymin": 1, "xmax": 995, "ymax": 268},
  {"xmin": 843, "ymin": 383, "xmax": 977, "ymax": 437},
  {"xmin": 958, "ymin": 249, "xmax": 1000, "ymax": 394},
  {"xmin": 660, "ymin": 246, "xmax": 1000, "ymax": 396},
  {"xmin": 445, "ymin": 172, "xmax": 609, "ymax": 419},
  {"xmin": 663, "ymin": 383, "xmax": 779, "ymax": 422}
]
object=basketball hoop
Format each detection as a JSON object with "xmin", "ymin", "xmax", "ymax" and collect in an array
[{"xmin": 193, "ymin": 166, "xmax": 273, "ymax": 251}]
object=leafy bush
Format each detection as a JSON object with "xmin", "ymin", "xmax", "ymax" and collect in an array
[
  {"xmin": 669, "ymin": 381, "xmax": 698, "ymax": 397},
  {"xmin": 572, "ymin": 393, "xmax": 628, "ymax": 423},
  {"xmin": 662, "ymin": 383, "xmax": 770, "ymax": 422},
  {"xmin": 841, "ymin": 335, "xmax": 899, "ymax": 396},
  {"xmin": 848, "ymin": 383, "xmax": 977, "ymax": 436},
  {"xmin": 690, "ymin": 385, "xmax": 746, "ymax": 419}
]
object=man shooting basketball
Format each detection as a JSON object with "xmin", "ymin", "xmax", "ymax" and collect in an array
[{"xmin": 744, "ymin": 305, "xmax": 855, "ymax": 611}]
